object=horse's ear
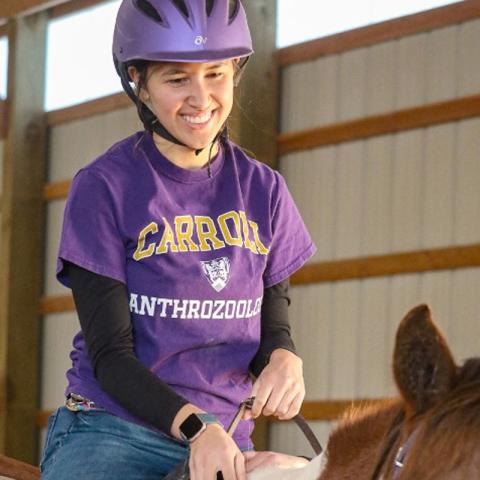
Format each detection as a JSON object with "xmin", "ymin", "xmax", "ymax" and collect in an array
[{"xmin": 393, "ymin": 304, "xmax": 457, "ymax": 415}]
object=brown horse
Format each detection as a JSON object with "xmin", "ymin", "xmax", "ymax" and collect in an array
[
  {"xmin": 319, "ymin": 303, "xmax": 480, "ymax": 480},
  {"xmin": 1, "ymin": 304, "xmax": 479, "ymax": 480}
]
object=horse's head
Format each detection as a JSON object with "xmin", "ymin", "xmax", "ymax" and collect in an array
[{"xmin": 320, "ymin": 304, "xmax": 480, "ymax": 480}]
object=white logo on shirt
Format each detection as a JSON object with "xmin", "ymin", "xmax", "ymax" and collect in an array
[{"xmin": 201, "ymin": 257, "xmax": 230, "ymax": 292}]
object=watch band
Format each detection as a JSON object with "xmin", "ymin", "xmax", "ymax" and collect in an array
[{"xmin": 179, "ymin": 412, "xmax": 221, "ymax": 443}]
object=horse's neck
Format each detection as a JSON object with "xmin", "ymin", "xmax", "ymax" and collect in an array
[{"xmin": 320, "ymin": 400, "xmax": 403, "ymax": 480}]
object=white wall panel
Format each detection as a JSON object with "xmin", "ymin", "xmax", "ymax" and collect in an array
[
  {"xmin": 425, "ymin": 26, "xmax": 457, "ymax": 103},
  {"xmin": 457, "ymin": 19, "xmax": 480, "ymax": 96},
  {"xmin": 281, "ymin": 56, "xmax": 339, "ymax": 133},
  {"xmin": 280, "ymin": 62, "xmax": 316, "ymax": 133},
  {"xmin": 274, "ymin": 17, "xmax": 480, "ymax": 455},
  {"xmin": 48, "ymin": 106, "xmax": 139, "ymax": 182},
  {"xmin": 450, "ymin": 268, "xmax": 480, "ymax": 362},
  {"xmin": 338, "ymin": 48, "xmax": 368, "ymax": 121},
  {"xmin": 280, "ymin": 148, "xmax": 337, "ymax": 263},
  {"xmin": 422, "ymin": 123, "xmax": 455, "ymax": 248},
  {"xmin": 454, "ymin": 118, "xmax": 480, "ymax": 244},
  {"xmin": 365, "ymin": 41, "xmax": 396, "ymax": 116},
  {"xmin": 290, "ymin": 283, "xmax": 333, "ymax": 399},
  {"xmin": 40, "ymin": 312, "xmax": 80, "ymax": 410},
  {"xmin": 310, "ymin": 56, "xmax": 339, "ymax": 128},
  {"xmin": 269, "ymin": 420, "xmax": 332, "ymax": 457},
  {"xmin": 334, "ymin": 142, "xmax": 364, "ymax": 258},
  {"xmin": 329, "ymin": 280, "xmax": 361, "ymax": 397},
  {"xmin": 391, "ymin": 130, "xmax": 424, "ymax": 251},
  {"xmin": 361, "ymin": 135, "xmax": 393, "ymax": 255},
  {"xmin": 44, "ymin": 199, "xmax": 68, "ymax": 296},
  {"xmin": 357, "ymin": 278, "xmax": 391, "ymax": 397},
  {"xmin": 395, "ymin": 33, "xmax": 427, "ymax": 109},
  {"xmin": 280, "ymin": 20, "xmax": 480, "ymax": 134}
]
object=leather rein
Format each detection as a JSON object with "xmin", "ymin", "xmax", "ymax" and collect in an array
[{"xmin": 228, "ymin": 397, "xmax": 323, "ymax": 456}]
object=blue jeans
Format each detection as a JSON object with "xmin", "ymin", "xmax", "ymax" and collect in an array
[{"xmin": 40, "ymin": 407, "xmax": 189, "ymax": 479}]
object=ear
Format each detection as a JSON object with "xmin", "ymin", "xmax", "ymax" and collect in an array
[
  {"xmin": 393, "ymin": 304, "xmax": 457, "ymax": 415},
  {"xmin": 127, "ymin": 66, "xmax": 149, "ymax": 101}
]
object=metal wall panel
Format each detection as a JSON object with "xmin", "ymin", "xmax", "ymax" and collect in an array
[
  {"xmin": 458, "ymin": 19, "xmax": 480, "ymax": 96},
  {"xmin": 48, "ymin": 106, "xmax": 140, "ymax": 182},
  {"xmin": 275, "ymin": 18, "xmax": 480, "ymax": 456},
  {"xmin": 44, "ymin": 199, "xmax": 68, "ymax": 296},
  {"xmin": 280, "ymin": 19, "xmax": 480, "ymax": 133},
  {"xmin": 40, "ymin": 312, "xmax": 80, "ymax": 410}
]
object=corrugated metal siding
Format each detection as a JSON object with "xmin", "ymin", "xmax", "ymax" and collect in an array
[
  {"xmin": 274, "ymin": 18, "xmax": 480, "ymax": 456},
  {"xmin": 280, "ymin": 19, "xmax": 480, "ymax": 132}
]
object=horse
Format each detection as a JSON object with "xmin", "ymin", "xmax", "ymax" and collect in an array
[
  {"xmin": 318, "ymin": 303, "xmax": 480, "ymax": 479},
  {"xmin": 1, "ymin": 303, "xmax": 479, "ymax": 479}
]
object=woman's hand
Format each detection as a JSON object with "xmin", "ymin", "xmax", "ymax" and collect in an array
[
  {"xmin": 244, "ymin": 349, "xmax": 305, "ymax": 421},
  {"xmin": 243, "ymin": 451, "xmax": 309, "ymax": 472},
  {"xmin": 189, "ymin": 423, "xmax": 246, "ymax": 480}
]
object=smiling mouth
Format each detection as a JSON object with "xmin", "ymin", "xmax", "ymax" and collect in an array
[{"xmin": 181, "ymin": 110, "xmax": 214, "ymax": 125}]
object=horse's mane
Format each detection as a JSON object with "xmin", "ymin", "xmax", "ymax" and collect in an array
[
  {"xmin": 394, "ymin": 358, "xmax": 480, "ymax": 479},
  {"xmin": 325, "ymin": 399, "xmax": 403, "ymax": 467}
]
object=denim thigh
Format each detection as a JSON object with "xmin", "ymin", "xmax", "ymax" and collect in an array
[{"xmin": 40, "ymin": 407, "xmax": 188, "ymax": 480}]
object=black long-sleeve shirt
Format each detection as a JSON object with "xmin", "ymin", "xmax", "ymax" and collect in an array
[{"xmin": 68, "ymin": 262, "xmax": 295, "ymax": 434}]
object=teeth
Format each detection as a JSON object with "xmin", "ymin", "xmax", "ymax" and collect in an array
[{"xmin": 183, "ymin": 112, "xmax": 212, "ymax": 124}]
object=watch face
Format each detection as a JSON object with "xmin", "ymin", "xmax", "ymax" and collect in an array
[{"xmin": 180, "ymin": 414, "xmax": 204, "ymax": 440}]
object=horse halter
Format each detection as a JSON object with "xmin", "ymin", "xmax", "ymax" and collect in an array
[
  {"xmin": 391, "ymin": 428, "xmax": 420, "ymax": 479},
  {"xmin": 370, "ymin": 410, "xmax": 421, "ymax": 480}
]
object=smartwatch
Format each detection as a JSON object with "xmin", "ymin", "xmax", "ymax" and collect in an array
[{"xmin": 179, "ymin": 413, "xmax": 221, "ymax": 443}]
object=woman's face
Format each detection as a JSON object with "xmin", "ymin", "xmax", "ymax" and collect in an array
[{"xmin": 134, "ymin": 60, "xmax": 236, "ymax": 150}]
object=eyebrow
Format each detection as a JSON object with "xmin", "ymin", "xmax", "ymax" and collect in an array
[{"xmin": 161, "ymin": 62, "xmax": 228, "ymax": 76}]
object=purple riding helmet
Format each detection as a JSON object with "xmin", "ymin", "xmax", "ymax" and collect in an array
[{"xmin": 113, "ymin": 0, "xmax": 253, "ymax": 150}]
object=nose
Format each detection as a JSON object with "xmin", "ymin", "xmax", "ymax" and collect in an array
[{"xmin": 187, "ymin": 77, "xmax": 211, "ymax": 110}]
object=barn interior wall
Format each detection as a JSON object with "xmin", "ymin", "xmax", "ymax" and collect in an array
[{"xmin": 271, "ymin": 18, "xmax": 480, "ymax": 456}]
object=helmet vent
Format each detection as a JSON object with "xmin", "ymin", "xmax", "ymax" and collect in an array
[
  {"xmin": 206, "ymin": 0, "xmax": 215, "ymax": 17},
  {"xmin": 228, "ymin": 0, "xmax": 240, "ymax": 22},
  {"xmin": 171, "ymin": 0, "xmax": 190, "ymax": 19},
  {"xmin": 135, "ymin": 0, "xmax": 164, "ymax": 24}
]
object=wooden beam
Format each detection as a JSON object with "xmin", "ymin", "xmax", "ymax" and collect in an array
[
  {"xmin": 46, "ymin": 91, "xmax": 131, "ymax": 126},
  {"xmin": 41, "ymin": 244, "xmax": 480, "ymax": 314},
  {"xmin": 279, "ymin": 0, "xmax": 480, "ymax": 66},
  {"xmin": 43, "ymin": 179, "xmax": 71, "ymax": 200},
  {"xmin": 291, "ymin": 244, "xmax": 480, "ymax": 285},
  {"xmin": 0, "ymin": 0, "xmax": 70, "ymax": 19},
  {"xmin": 278, "ymin": 94, "xmax": 480, "ymax": 155},
  {"xmin": 39, "ymin": 294, "xmax": 75, "ymax": 314},
  {"xmin": 0, "ymin": 100, "xmax": 7, "ymax": 139},
  {"xmin": 229, "ymin": 0, "xmax": 278, "ymax": 170},
  {"xmin": 0, "ymin": 15, "xmax": 47, "ymax": 463},
  {"xmin": 49, "ymin": 0, "xmax": 106, "ymax": 19},
  {"xmin": 0, "ymin": 24, "xmax": 7, "ymax": 37}
]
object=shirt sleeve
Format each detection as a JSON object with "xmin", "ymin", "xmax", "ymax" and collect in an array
[
  {"xmin": 68, "ymin": 262, "xmax": 189, "ymax": 434},
  {"xmin": 249, "ymin": 278, "xmax": 297, "ymax": 378},
  {"xmin": 57, "ymin": 169, "xmax": 127, "ymax": 287},
  {"xmin": 263, "ymin": 173, "xmax": 316, "ymax": 288}
]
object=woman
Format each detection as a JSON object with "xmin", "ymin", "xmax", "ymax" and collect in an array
[{"xmin": 40, "ymin": 1, "xmax": 315, "ymax": 479}]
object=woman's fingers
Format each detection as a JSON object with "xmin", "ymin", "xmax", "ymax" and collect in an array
[
  {"xmin": 249, "ymin": 380, "xmax": 273, "ymax": 418},
  {"xmin": 278, "ymin": 390, "xmax": 304, "ymax": 420}
]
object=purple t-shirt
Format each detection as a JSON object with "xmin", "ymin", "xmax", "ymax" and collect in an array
[{"xmin": 57, "ymin": 131, "xmax": 315, "ymax": 449}]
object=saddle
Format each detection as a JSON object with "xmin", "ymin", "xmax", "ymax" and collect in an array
[{"xmin": 164, "ymin": 397, "xmax": 322, "ymax": 480}]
